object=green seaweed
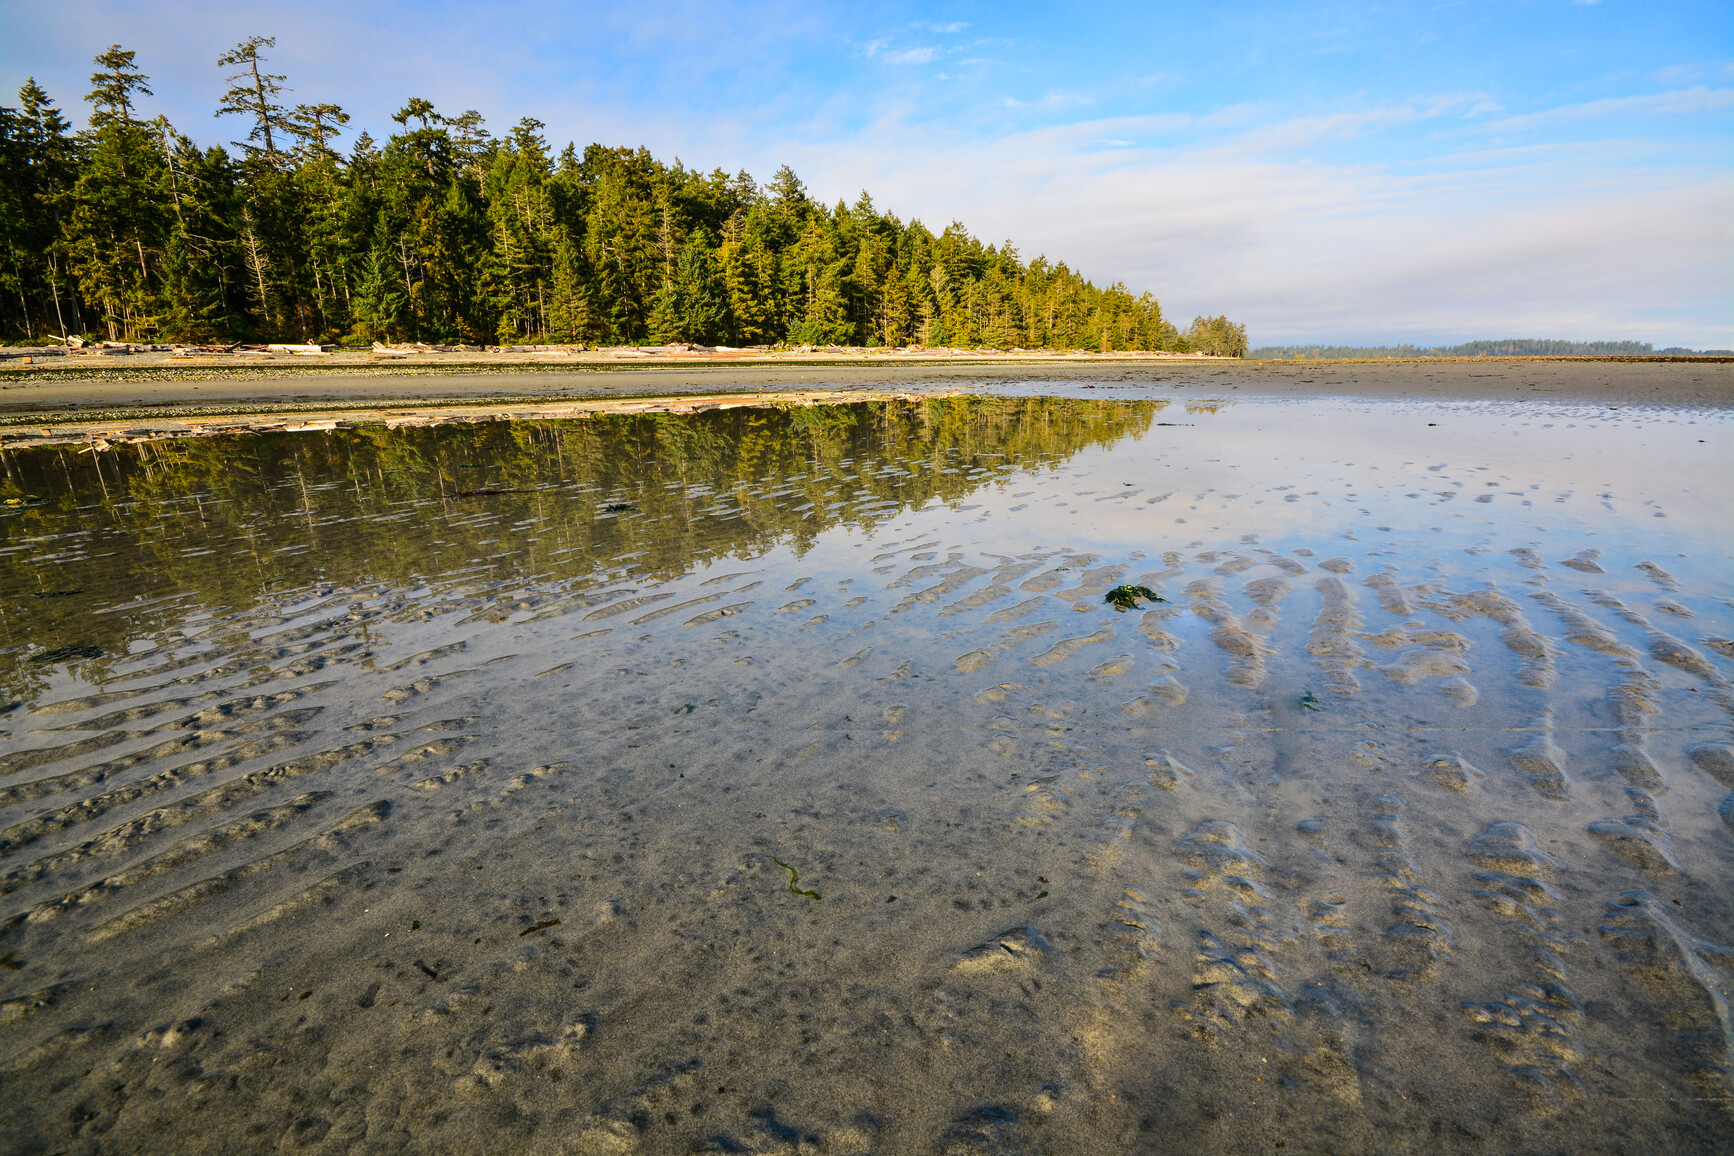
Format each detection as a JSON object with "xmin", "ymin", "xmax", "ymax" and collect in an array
[
  {"xmin": 1104, "ymin": 584, "xmax": 1164, "ymax": 612},
  {"xmin": 771, "ymin": 857, "xmax": 821, "ymax": 901},
  {"xmin": 32, "ymin": 589, "xmax": 83, "ymax": 599},
  {"xmin": 1299, "ymin": 690, "xmax": 1321, "ymax": 712}
]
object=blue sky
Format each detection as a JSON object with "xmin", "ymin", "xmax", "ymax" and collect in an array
[{"xmin": 3, "ymin": 1, "xmax": 1730, "ymax": 346}]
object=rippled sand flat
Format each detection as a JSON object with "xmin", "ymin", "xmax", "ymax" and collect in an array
[{"xmin": 1, "ymin": 393, "xmax": 1730, "ymax": 1153}]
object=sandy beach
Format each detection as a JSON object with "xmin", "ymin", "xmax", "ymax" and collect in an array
[
  {"xmin": 1, "ymin": 374, "xmax": 1730, "ymax": 1154},
  {"xmin": 1, "ymin": 357, "xmax": 1729, "ymax": 444}
]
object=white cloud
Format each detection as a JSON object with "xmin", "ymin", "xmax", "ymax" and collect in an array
[
  {"xmin": 767, "ymin": 106, "xmax": 1733, "ymax": 346},
  {"xmin": 882, "ymin": 46, "xmax": 938, "ymax": 65}
]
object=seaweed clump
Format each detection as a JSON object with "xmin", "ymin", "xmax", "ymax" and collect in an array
[{"xmin": 1104, "ymin": 585, "xmax": 1164, "ymax": 612}]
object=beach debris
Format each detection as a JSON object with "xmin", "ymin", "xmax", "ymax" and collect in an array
[
  {"xmin": 519, "ymin": 918, "xmax": 563, "ymax": 936},
  {"xmin": 31, "ymin": 589, "xmax": 83, "ymax": 599},
  {"xmin": 771, "ymin": 857, "xmax": 821, "ymax": 900},
  {"xmin": 1299, "ymin": 689, "xmax": 1322, "ymax": 711},
  {"xmin": 1104, "ymin": 584, "xmax": 1164, "ymax": 612},
  {"xmin": 601, "ymin": 502, "xmax": 635, "ymax": 513}
]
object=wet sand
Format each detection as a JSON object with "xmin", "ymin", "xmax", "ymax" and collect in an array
[
  {"xmin": 1, "ymin": 357, "xmax": 1730, "ymax": 425},
  {"xmin": 1, "ymin": 390, "xmax": 1730, "ymax": 1153}
]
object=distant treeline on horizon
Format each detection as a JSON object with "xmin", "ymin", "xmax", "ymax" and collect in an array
[
  {"xmin": 0, "ymin": 40, "xmax": 1248, "ymax": 355},
  {"xmin": 1250, "ymin": 339, "xmax": 1731, "ymax": 359}
]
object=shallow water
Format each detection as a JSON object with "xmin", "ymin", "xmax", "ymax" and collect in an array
[{"xmin": 1, "ymin": 393, "xmax": 1731, "ymax": 1154}]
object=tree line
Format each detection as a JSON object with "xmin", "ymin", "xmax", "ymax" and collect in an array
[{"xmin": 0, "ymin": 40, "xmax": 1246, "ymax": 355}]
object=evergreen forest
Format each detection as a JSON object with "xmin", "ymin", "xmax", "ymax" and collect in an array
[{"xmin": 0, "ymin": 41, "xmax": 1246, "ymax": 355}]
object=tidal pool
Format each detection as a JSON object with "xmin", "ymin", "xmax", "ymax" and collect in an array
[{"xmin": 1, "ymin": 393, "xmax": 1730, "ymax": 1154}]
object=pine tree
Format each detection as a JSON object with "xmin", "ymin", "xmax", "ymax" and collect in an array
[
  {"xmin": 215, "ymin": 37, "xmax": 292, "ymax": 162},
  {"xmin": 286, "ymin": 103, "xmax": 349, "ymax": 161},
  {"xmin": 156, "ymin": 125, "xmax": 247, "ymax": 341},
  {"xmin": 1184, "ymin": 315, "xmax": 1247, "ymax": 357},
  {"xmin": 649, "ymin": 228, "xmax": 727, "ymax": 344},
  {"xmin": 876, "ymin": 264, "xmax": 911, "ymax": 346},
  {"xmin": 65, "ymin": 46, "xmax": 170, "ymax": 340},
  {"xmin": 0, "ymin": 79, "xmax": 81, "ymax": 339},
  {"xmin": 717, "ymin": 211, "xmax": 774, "ymax": 345}
]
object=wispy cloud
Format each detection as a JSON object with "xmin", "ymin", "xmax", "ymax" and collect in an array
[
  {"xmin": 1002, "ymin": 89, "xmax": 1094, "ymax": 110},
  {"xmin": 1486, "ymin": 86, "xmax": 1734, "ymax": 132},
  {"xmin": 881, "ymin": 46, "xmax": 938, "ymax": 65}
]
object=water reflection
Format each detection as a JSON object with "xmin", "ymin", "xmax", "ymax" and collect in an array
[{"xmin": 1, "ymin": 397, "xmax": 1155, "ymax": 702}]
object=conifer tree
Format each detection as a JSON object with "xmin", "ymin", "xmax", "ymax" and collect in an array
[
  {"xmin": 65, "ymin": 46, "xmax": 169, "ymax": 339},
  {"xmin": 215, "ymin": 36, "xmax": 291, "ymax": 162},
  {"xmin": 649, "ymin": 228, "xmax": 727, "ymax": 344},
  {"xmin": 0, "ymin": 79, "xmax": 80, "ymax": 338}
]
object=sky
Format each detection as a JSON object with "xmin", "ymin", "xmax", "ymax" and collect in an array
[{"xmin": 2, "ymin": 1, "xmax": 1730, "ymax": 348}]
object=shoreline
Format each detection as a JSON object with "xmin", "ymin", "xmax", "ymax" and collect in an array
[
  {"xmin": 0, "ymin": 358, "xmax": 1727, "ymax": 449},
  {"xmin": 0, "ymin": 389, "xmax": 971, "ymax": 451}
]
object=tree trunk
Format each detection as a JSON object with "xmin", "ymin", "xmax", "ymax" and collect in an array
[
  {"xmin": 48, "ymin": 257, "xmax": 67, "ymax": 339},
  {"xmin": 250, "ymin": 58, "xmax": 276, "ymax": 157}
]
